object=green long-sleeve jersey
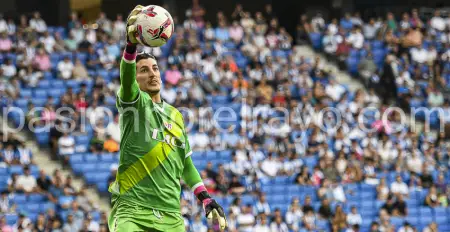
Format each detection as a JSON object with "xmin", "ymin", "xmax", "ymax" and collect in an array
[{"xmin": 109, "ymin": 49, "xmax": 202, "ymax": 213}]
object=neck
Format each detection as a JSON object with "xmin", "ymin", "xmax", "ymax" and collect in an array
[{"xmin": 150, "ymin": 93, "xmax": 162, "ymax": 103}]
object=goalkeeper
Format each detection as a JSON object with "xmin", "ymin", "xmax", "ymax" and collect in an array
[{"xmin": 108, "ymin": 5, "xmax": 227, "ymax": 232}]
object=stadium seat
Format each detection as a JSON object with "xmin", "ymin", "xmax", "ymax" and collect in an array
[
  {"xmin": 28, "ymin": 193, "xmax": 46, "ymax": 202},
  {"xmin": 9, "ymin": 165, "xmax": 23, "ymax": 175},
  {"xmin": 13, "ymin": 194, "xmax": 27, "ymax": 204},
  {"xmin": 5, "ymin": 214, "xmax": 18, "ymax": 225}
]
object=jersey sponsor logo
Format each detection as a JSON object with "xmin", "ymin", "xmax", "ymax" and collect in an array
[
  {"xmin": 163, "ymin": 122, "xmax": 173, "ymax": 130},
  {"xmin": 151, "ymin": 127, "xmax": 185, "ymax": 149}
]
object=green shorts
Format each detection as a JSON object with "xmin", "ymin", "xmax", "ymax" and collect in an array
[{"xmin": 108, "ymin": 200, "xmax": 185, "ymax": 232}]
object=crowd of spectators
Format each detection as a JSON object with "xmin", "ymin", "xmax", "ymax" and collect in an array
[
  {"xmin": 0, "ymin": 3, "xmax": 449, "ymax": 232},
  {"xmin": 305, "ymin": 9, "xmax": 450, "ymax": 116},
  {"xmin": 0, "ymin": 130, "xmax": 107, "ymax": 232}
]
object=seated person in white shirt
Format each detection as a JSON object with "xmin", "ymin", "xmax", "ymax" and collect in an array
[
  {"xmin": 253, "ymin": 216, "xmax": 270, "ymax": 232},
  {"xmin": 16, "ymin": 166, "xmax": 37, "ymax": 193},
  {"xmin": 390, "ymin": 175, "xmax": 409, "ymax": 198},
  {"xmin": 397, "ymin": 221, "xmax": 414, "ymax": 232},
  {"xmin": 270, "ymin": 215, "xmax": 289, "ymax": 232},
  {"xmin": 57, "ymin": 56, "xmax": 74, "ymax": 80},
  {"xmin": 346, "ymin": 206, "xmax": 362, "ymax": 226},
  {"xmin": 237, "ymin": 204, "xmax": 256, "ymax": 232},
  {"xmin": 253, "ymin": 193, "xmax": 271, "ymax": 216}
]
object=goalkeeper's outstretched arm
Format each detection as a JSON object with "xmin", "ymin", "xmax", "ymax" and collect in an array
[
  {"xmin": 118, "ymin": 4, "xmax": 143, "ymax": 103},
  {"xmin": 182, "ymin": 157, "xmax": 227, "ymax": 230},
  {"xmin": 118, "ymin": 44, "xmax": 140, "ymax": 103}
]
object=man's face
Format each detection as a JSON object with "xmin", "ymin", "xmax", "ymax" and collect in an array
[{"xmin": 136, "ymin": 58, "xmax": 161, "ymax": 95}]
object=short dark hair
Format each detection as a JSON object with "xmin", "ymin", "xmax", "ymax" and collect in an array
[{"xmin": 136, "ymin": 52, "xmax": 156, "ymax": 63}]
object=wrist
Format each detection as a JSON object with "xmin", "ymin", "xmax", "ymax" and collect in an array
[{"xmin": 193, "ymin": 183, "xmax": 211, "ymax": 202}]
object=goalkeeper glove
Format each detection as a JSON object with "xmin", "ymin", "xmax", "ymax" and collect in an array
[
  {"xmin": 126, "ymin": 5, "xmax": 144, "ymax": 45},
  {"xmin": 195, "ymin": 187, "xmax": 227, "ymax": 230}
]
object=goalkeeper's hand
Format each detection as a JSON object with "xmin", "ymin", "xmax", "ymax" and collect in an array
[
  {"xmin": 126, "ymin": 5, "xmax": 144, "ymax": 44},
  {"xmin": 203, "ymin": 198, "xmax": 227, "ymax": 230}
]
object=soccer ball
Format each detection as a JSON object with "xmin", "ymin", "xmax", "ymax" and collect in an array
[{"xmin": 133, "ymin": 5, "xmax": 174, "ymax": 47}]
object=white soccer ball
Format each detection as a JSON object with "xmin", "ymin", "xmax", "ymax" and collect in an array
[{"xmin": 133, "ymin": 5, "xmax": 174, "ymax": 47}]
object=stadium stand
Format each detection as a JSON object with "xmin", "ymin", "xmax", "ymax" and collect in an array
[{"xmin": 0, "ymin": 3, "xmax": 449, "ymax": 232}]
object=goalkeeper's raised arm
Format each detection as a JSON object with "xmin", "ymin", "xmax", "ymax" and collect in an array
[{"xmin": 108, "ymin": 5, "xmax": 227, "ymax": 232}]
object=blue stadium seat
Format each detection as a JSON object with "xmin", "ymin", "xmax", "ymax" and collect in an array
[
  {"xmin": 13, "ymin": 194, "xmax": 27, "ymax": 204},
  {"xmin": 9, "ymin": 165, "xmax": 23, "ymax": 175},
  {"xmin": 420, "ymin": 207, "xmax": 432, "ymax": 216},
  {"xmin": 316, "ymin": 219, "xmax": 329, "ymax": 230},
  {"xmin": 100, "ymin": 153, "xmax": 114, "ymax": 162},
  {"xmin": 80, "ymin": 163, "xmax": 97, "ymax": 173},
  {"xmin": 25, "ymin": 203, "xmax": 40, "ymax": 213},
  {"xmin": 390, "ymin": 217, "xmax": 404, "ymax": 227},
  {"xmin": 97, "ymin": 181, "xmax": 109, "ymax": 192},
  {"xmin": 40, "ymin": 202, "xmax": 56, "ymax": 213},
  {"xmin": 31, "ymin": 98, "xmax": 47, "ymax": 107},
  {"xmin": 20, "ymin": 88, "xmax": 33, "ymax": 98},
  {"xmin": 84, "ymin": 154, "xmax": 98, "ymax": 163},
  {"xmin": 69, "ymin": 154, "xmax": 84, "ymax": 164},
  {"xmin": 51, "ymin": 80, "xmax": 65, "ymax": 88},
  {"xmin": 28, "ymin": 193, "xmax": 46, "ymax": 202},
  {"xmin": 5, "ymin": 214, "xmax": 18, "ymax": 225}
]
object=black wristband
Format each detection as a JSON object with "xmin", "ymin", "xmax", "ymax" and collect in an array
[
  {"xmin": 197, "ymin": 191, "xmax": 211, "ymax": 202},
  {"xmin": 125, "ymin": 43, "xmax": 137, "ymax": 54}
]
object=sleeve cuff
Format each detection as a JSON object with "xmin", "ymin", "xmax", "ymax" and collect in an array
[
  {"xmin": 192, "ymin": 183, "xmax": 206, "ymax": 195},
  {"xmin": 123, "ymin": 50, "xmax": 137, "ymax": 63}
]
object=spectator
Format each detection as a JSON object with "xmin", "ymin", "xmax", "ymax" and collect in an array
[
  {"xmin": 318, "ymin": 198, "xmax": 333, "ymax": 219},
  {"xmin": 393, "ymin": 194, "xmax": 408, "ymax": 216},
  {"xmin": 332, "ymin": 205, "xmax": 347, "ymax": 231},
  {"xmin": 422, "ymin": 222, "xmax": 438, "ymax": 232},
  {"xmin": 427, "ymin": 87, "xmax": 444, "ymax": 107},
  {"xmin": 58, "ymin": 132, "xmax": 75, "ymax": 157},
  {"xmin": 165, "ymin": 64, "xmax": 182, "ymax": 86},
  {"xmin": 85, "ymin": 213, "xmax": 99, "ymax": 232},
  {"xmin": 29, "ymin": 11, "xmax": 47, "ymax": 33},
  {"xmin": 0, "ymin": 191, "xmax": 11, "ymax": 213},
  {"xmin": 253, "ymin": 215, "xmax": 270, "ymax": 232},
  {"xmin": 253, "ymin": 192, "xmax": 270, "ymax": 216},
  {"xmin": 382, "ymin": 196, "xmax": 396, "ymax": 216},
  {"xmin": 347, "ymin": 206, "xmax": 362, "ymax": 226},
  {"xmin": 420, "ymin": 166, "xmax": 434, "ymax": 188},
  {"xmin": 15, "ymin": 165, "xmax": 37, "ymax": 193},
  {"xmin": 34, "ymin": 214, "xmax": 46, "ymax": 232},
  {"xmin": 0, "ymin": 14, "xmax": 6, "ymax": 33},
  {"xmin": 285, "ymin": 198, "xmax": 302, "ymax": 231},
  {"xmin": 346, "ymin": 224, "xmax": 361, "ymax": 232},
  {"xmin": 68, "ymin": 201, "xmax": 84, "ymax": 229},
  {"xmin": 391, "ymin": 175, "xmax": 409, "ymax": 198},
  {"xmin": 397, "ymin": 222, "xmax": 414, "ymax": 232},
  {"xmin": 40, "ymin": 31, "xmax": 56, "ymax": 53},
  {"xmin": 0, "ymin": 32, "xmax": 12, "ymax": 52},
  {"xmin": 424, "ymin": 185, "xmax": 440, "ymax": 207},
  {"xmin": 33, "ymin": 48, "xmax": 51, "ymax": 71},
  {"xmin": 346, "ymin": 26, "xmax": 364, "ymax": 49},
  {"xmin": 103, "ymin": 134, "xmax": 119, "ymax": 153},
  {"xmin": 358, "ymin": 53, "xmax": 377, "ymax": 86},
  {"xmin": 37, "ymin": 170, "xmax": 52, "ymax": 192},
  {"xmin": 269, "ymin": 215, "xmax": 289, "ymax": 232},
  {"xmin": 229, "ymin": 175, "xmax": 246, "ymax": 195},
  {"xmin": 363, "ymin": 18, "xmax": 378, "ymax": 40},
  {"xmin": 302, "ymin": 210, "xmax": 316, "ymax": 231},
  {"xmin": 430, "ymin": 10, "xmax": 445, "ymax": 32},
  {"xmin": 236, "ymin": 204, "xmax": 255, "ymax": 232},
  {"xmin": 1, "ymin": 59, "xmax": 16, "ymax": 79},
  {"xmin": 191, "ymin": 213, "xmax": 207, "ymax": 232},
  {"xmin": 58, "ymin": 56, "xmax": 74, "ymax": 80}
]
